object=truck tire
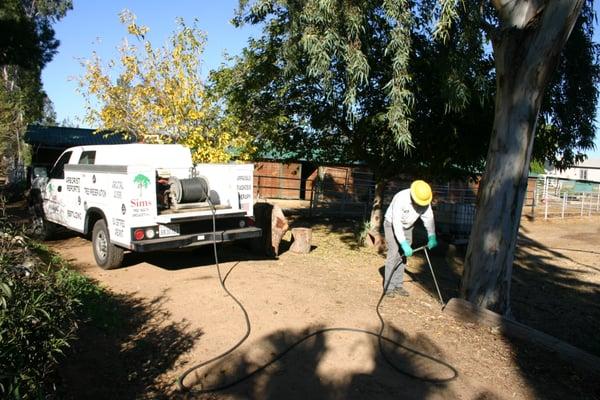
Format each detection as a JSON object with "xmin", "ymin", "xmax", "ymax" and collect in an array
[
  {"xmin": 39, "ymin": 218, "xmax": 58, "ymax": 240},
  {"xmin": 92, "ymin": 219, "xmax": 124, "ymax": 270}
]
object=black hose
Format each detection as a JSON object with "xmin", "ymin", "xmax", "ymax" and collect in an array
[
  {"xmin": 169, "ymin": 177, "xmax": 209, "ymax": 204},
  {"xmin": 176, "ymin": 219, "xmax": 457, "ymax": 393},
  {"xmin": 176, "ymin": 198, "xmax": 252, "ymax": 392}
]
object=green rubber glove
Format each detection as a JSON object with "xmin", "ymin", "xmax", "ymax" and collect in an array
[
  {"xmin": 400, "ymin": 240, "xmax": 413, "ymax": 257},
  {"xmin": 427, "ymin": 234, "xmax": 438, "ymax": 249}
]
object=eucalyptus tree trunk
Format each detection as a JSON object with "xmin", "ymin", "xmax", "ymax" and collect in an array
[
  {"xmin": 460, "ymin": 0, "xmax": 584, "ymax": 314},
  {"xmin": 369, "ymin": 179, "xmax": 387, "ymax": 237}
]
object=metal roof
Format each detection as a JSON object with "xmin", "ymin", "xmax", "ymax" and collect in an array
[
  {"xmin": 577, "ymin": 158, "xmax": 600, "ymax": 169},
  {"xmin": 24, "ymin": 125, "xmax": 137, "ymax": 147}
]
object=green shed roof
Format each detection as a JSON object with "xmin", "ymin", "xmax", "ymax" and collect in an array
[{"xmin": 24, "ymin": 125, "xmax": 136, "ymax": 147}]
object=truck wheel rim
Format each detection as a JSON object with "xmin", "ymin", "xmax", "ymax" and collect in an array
[{"xmin": 96, "ymin": 230, "xmax": 108, "ymax": 260}]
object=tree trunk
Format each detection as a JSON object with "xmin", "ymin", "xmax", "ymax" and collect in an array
[
  {"xmin": 461, "ymin": 0, "xmax": 584, "ymax": 314},
  {"xmin": 366, "ymin": 179, "xmax": 386, "ymax": 248}
]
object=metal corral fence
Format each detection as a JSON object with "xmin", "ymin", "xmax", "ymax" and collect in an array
[
  {"xmin": 309, "ymin": 167, "xmax": 376, "ymax": 216},
  {"xmin": 254, "ymin": 166, "xmax": 481, "ymax": 242},
  {"xmin": 253, "ymin": 170, "xmax": 599, "ymax": 240},
  {"xmin": 534, "ymin": 175, "xmax": 600, "ymax": 219}
]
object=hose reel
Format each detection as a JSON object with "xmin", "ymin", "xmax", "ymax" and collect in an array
[{"xmin": 168, "ymin": 176, "xmax": 209, "ymax": 206}]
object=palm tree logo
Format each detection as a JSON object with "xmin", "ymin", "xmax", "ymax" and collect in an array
[{"xmin": 133, "ymin": 174, "xmax": 150, "ymax": 197}]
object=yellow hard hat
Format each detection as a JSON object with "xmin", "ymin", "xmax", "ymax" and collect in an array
[{"xmin": 410, "ymin": 180, "xmax": 432, "ymax": 206}]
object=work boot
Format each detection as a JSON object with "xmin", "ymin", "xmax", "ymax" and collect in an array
[{"xmin": 386, "ymin": 287, "xmax": 409, "ymax": 297}]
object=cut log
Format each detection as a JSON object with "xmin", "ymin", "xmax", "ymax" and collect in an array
[
  {"xmin": 271, "ymin": 204, "xmax": 289, "ymax": 256},
  {"xmin": 443, "ymin": 298, "xmax": 600, "ymax": 374},
  {"xmin": 252, "ymin": 202, "xmax": 289, "ymax": 257},
  {"xmin": 290, "ymin": 227, "xmax": 312, "ymax": 254}
]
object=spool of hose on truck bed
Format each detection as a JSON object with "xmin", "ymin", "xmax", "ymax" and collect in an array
[{"xmin": 169, "ymin": 176, "xmax": 209, "ymax": 205}]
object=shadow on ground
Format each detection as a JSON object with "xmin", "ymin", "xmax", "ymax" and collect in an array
[
  {"xmin": 58, "ymin": 292, "xmax": 202, "ymax": 400},
  {"xmin": 121, "ymin": 242, "xmax": 282, "ymax": 270},
  {"xmin": 402, "ymin": 221, "xmax": 600, "ymax": 399},
  {"xmin": 294, "ymin": 215, "xmax": 600, "ymax": 399},
  {"xmin": 179, "ymin": 324, "xmax": 460, "ymax": 400},
  {"xmin": 9, "ymin": 201, "xmax": 600, "ymax": 398},
  {"xmin": 512, "ymin": 230, "xmax": 600, "ymax": 357}
]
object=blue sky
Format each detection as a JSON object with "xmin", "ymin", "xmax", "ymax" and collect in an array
[{"xmin": 42, "ymin": 1, "xmax": 600, "ymax": 158}]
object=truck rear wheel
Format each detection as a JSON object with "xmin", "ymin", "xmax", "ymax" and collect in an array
[{"xmin": 92, "ymin": 219, "xmax": 124, "ymax": 270}]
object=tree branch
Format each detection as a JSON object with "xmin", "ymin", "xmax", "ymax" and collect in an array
[{"xmin": 491, "ymin": 0, "xmax": 545, "ymax": 28}]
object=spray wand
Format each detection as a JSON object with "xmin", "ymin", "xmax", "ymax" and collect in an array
[{"xmin": 412, "ymin": 245, "xmax": 445, "ymax": 306}]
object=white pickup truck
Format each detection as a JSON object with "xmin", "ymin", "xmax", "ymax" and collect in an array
[{"xmin": 37, "ymin": 143, "xmax": 261, "ymax": 269}]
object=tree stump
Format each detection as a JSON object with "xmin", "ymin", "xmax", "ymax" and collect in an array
[
  {"xmin": 252, "ymin": 202, "xmax": 289, "ymax": 257},
  {"xmin": 290, "ymin": 227, "xmax": 312, "ymax": 254}
]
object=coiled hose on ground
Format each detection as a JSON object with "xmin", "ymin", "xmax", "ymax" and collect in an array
[{"xmin": 176, "ymin": 206, "xmax": 457, "ymax": 394}]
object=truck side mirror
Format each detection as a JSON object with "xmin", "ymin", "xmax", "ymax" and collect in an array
[{"xmin": 34, "ymin": 167, "xmax": 48, "ymax": 178}]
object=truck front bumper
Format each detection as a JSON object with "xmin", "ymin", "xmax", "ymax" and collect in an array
[{"xmin": 131, "ymin": 226, "xmax": 262, "ymax": 252}]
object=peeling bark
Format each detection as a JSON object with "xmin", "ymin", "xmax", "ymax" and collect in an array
[{"xmin": 460, "ymin": 0, "xmax": 584, "ymax": 314}]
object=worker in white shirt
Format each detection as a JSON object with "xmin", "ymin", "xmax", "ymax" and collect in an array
[{"xmin": 383, "ymin": 180, "xmax": 438, "ymax": 297}]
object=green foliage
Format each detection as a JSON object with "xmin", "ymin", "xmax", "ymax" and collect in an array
[
  {"xmin": 354, "ymin": 219, "xmax": 373, "ymax": 246},
  {"xmin": 534, "ymin": 5, "xmax": 600, "ymax": 170},
  {"xmin": 0, "ymin": 0, "xmax": 72, "ymax": 165},
  {"xmin": 55, "ymin": 268, "xmax": 123, "ymax": 332},
  {"xmin": 33, "ymin": 96, "xmax": 57, "ymax": 126},
  {"xmin": 215, "ymin": 1, "xmax": 494, "ymax": 180},
  {"xmin": 0, "ymin": 266, "xmax": 78, "ymax": 398},
  {"xmin": 0, "ymin": 219, "xmax": 115, "ymax": 399},
  {"xmin": 223, "ymin": 0, "xmax": 597, "ymax": 177},
  {"xmin": 529, "ymin": 159, "xmax": 545, "ymax": 175},
  {"xmin": 230, "ymin": 0, "xmax": 419, "ymax": 152}
]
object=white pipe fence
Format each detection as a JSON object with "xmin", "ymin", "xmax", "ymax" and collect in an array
[{"xmin": 534, "ymin": 175, "xmax": 600, "ymax": 220}]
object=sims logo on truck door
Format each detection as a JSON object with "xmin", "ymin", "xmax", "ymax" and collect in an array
[{"xmin": 133, "ymin": 174, "xmax": 150, "ymax": 196}]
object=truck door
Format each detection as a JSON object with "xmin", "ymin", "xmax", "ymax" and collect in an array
[{"xmin": 43, "ymin": 150, "xmax": 73, "ymax": 225}]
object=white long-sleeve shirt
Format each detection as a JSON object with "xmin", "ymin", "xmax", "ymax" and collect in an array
[{"xmin": 384, "ymin": 188, "xmax": 436, "ymax": 243}]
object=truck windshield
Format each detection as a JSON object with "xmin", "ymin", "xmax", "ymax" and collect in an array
[{"xmin": 49, "ymin": 151, "xmax": 72, "ymax": 179}]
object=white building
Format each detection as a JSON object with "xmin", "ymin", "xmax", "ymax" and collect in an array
[{"xmin": 546, "ymin": 158, "xmax": 600, "ymax": 182}]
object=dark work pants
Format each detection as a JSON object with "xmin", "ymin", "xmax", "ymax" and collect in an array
[{"xmin": 383, "ymin": 221, "xmax": 413, "ymax": 293}]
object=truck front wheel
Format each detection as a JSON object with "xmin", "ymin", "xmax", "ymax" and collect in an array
[{"xmin": 92, "ymin": 219, "xmax": 124, "ymax": 270}]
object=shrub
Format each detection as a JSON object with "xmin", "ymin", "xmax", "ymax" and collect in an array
[
  {"xmin": 0, "ymin": 218, "xmax": 105, "ymax": 399},
  {"xmin": 354, "ymin": 219, "xmax": 374, "ymax": 246}
]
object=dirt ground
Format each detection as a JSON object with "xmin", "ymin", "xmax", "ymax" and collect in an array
[{"xmin": 41, "ymin": 210, "xmax": 600, "ymax": 399}]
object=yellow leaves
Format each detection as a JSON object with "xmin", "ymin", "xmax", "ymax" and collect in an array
[
  {"xmin": 119, "ymin": 9, "xmax": 150, "ymax": 39},
  {"xmin": 183, "ymin": 122, "xmax": 254, "ymax": 164},
  {"xmin": 77, "ymin": 10, "xmax": 255, "ymax": 163},
  {"xmin": 188, "ymin": 109, "xmax": 204, "ymax": 121}
]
